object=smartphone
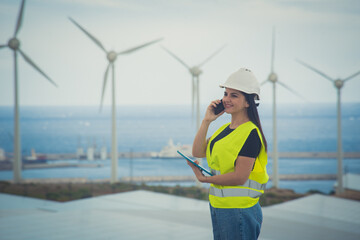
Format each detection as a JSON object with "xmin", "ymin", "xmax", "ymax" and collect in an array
[{"xmin": 213, "ymin": 100, "xmax": 225, "ymax": 115}]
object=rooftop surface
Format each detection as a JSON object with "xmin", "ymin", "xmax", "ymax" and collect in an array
[{"xmin": 0, "ymin": 190, "xmax": 359, "ymax": 240}]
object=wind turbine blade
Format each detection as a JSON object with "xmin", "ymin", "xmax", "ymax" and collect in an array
[
  {"xmin": 14, "ymin": 0, "xmax": 25, "ymax": 37},
  {"xmin": 198, "ymin": 44, "xmax": 226, "ymax": 67},
  {"xmin": 117, "ymin": 38, "xmax": 163, "ymax": 55},
  {"xmin": 69, "ymin": 17, "xmax": 107, "ymax": 53},
  {"xmin": 161, "ymin": 46, "xmax": 190, "ymax": 69},
  {"xmin": 0, "ymin": 44, "xmax": 7, "ymax": 49},
  {"xmin": 277, "ymin": 81, "xmax": 304, "ymax": 100},
  {"xmin": 261, "ymin": 79, "xmax": 268, "ymax": 86},
  {"xmin": 99, "ymin": 63, "xmax": 111, "ymax": 112},
  {"xmin": 271, "ymin": 27, "xmax": 275, "ymax": 72},
  {"xmin": 296, "ymin": 59, "xmax": 334, "ymax": 83},
  {"xmin": 344, "ymin": 70, "xmax": 360, "ymax": 82},
  {"xmin": 18, "ymin": 49, "xmax": 58, "ymax": 87}
]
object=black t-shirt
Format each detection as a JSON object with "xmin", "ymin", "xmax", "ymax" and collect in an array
[{"xmin": 209, "ymin": 126, "xmax": 261, "ymax": 158}]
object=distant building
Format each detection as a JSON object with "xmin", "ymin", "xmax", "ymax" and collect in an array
[
  {"xmin": 87, "ymin": 147, "xmax": 95, "ymax": 161},
  {"xmin": 76, "ymin": 147, "xmax": 85, "ymax": 159},
  {"xmin": 0, "ymin": 148, "xmax": 6, "ymax": 161},
  {"xmin": 100, "ymin": 146, "xmax": 107, "ymax": 160}
]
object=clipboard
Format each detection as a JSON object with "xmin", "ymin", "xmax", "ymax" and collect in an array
[{"xmin": 177, "ymin": 150, "xmax": 214, "ymax": 176}]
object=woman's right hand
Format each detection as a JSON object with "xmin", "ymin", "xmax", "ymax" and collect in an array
[
  {"xmin": 203, "ymin": 99, "xmax": 225, "ymax": 122},
  {"xmin": 193, "ymin": 99, "xmax": 224, "ymax": 158}
]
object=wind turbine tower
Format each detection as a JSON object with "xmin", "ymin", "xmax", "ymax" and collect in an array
[
  {"xmin": 297, "ymin": 60, "xmax": 360, "ymax": 194},
  {"xmin": 261, "ymin": 28, "xmax": 302, "ymax": 189},
  {"xmin": 0, "ymin": 0, "xmax": 58, "ymax": 183},
  {"xmin": 70, "ymin": 17, "xmax": 162, "ymax": 183},
  {"xmin": 161, "ymin": 45, "xmax": 226, "ymax": 131}
]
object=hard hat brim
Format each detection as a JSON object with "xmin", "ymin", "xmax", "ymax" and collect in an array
[{"xmin": 219, "ymin": 84, "xmax": 260, "ymax": 100}]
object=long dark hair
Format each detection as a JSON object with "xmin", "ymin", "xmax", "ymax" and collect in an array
[{"xmin": 243, "ymin": 93, "xmax": 268, "ymax": 152}]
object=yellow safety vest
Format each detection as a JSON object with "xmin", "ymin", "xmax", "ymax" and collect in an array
[{"xmin": 206, "ymin": 121, "xmax": 269, "ymax": 208}]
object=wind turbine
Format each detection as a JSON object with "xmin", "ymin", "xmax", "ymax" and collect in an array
[
  {"xmin": 161, "ymin": 45, "xmax": 226, "ymax": 131},
  {"xmin": 297, "ymin": 60, "xmax": 360, "ymax": 194},
  {"xmin": 0, "ymin": 0, "xmax": 57, "ymax": 183},
  {"xmin": 69, "ymin": 17, "xmax": 162, "ymax": 183},
  {"xmin": 261, "ymin": 28, "xmax": 302, "ymax": 189}
]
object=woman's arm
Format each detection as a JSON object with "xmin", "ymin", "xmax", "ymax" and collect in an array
[
  {"xmin": 188, "ymin": 156, "xmax": 255, "ymax": 186},
  {"xmin": 192, "ymin": 100, "xmax": 224, "ymax": 158},
  {"xmin": 192, "ymin": 120, "xmax": 211, "ymax": 158}
]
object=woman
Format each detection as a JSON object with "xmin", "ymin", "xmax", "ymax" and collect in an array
[{"xmin": 188, "ymin": 68, "xmax": 268, "ymax": 240}]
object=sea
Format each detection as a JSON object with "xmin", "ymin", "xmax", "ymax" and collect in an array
[{"xmin": 0, "ymin": 103, "xmax": 360, "ymax": 194}]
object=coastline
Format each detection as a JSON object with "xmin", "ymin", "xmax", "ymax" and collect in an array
[
  {"xmin": 1, "ymin": 151, "xmax": 360, "ymax": 162},
  {"xmin": 1, "ymin": 180, "xmax": 358, "ymax": 207},
  {"xmin": 0, "ymin": 180, "xmax": 306, "ymax": 206}
]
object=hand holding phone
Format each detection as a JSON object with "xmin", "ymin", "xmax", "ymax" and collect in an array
[{"xmin": 213, "ymin": 100, "xmax": 225, "ymax": 115}]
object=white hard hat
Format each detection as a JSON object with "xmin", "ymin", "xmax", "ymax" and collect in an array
[{"xmin": 219, "ymin": 68, "xmax": 260, "ymax": 100}]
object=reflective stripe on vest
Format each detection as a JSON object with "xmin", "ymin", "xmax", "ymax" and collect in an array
[
  {"xmin": 210, "ymin": 168, "xmax": 266, "ymax": 191},
  {"xmin": 210, "ymin": 186, "xmax": 262, "ymax": 198}
]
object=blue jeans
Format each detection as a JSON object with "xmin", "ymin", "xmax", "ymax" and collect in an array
[{"xmin": 210, "ymin": 202, "xmax": 263, "ymax": 240}]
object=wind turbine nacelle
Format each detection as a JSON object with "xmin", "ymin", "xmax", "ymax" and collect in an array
[
  {"xmin": 107, "ymin": 51, "xmax": 117, "ymax": 62},
  {"xmin": 268, "ymin": 72, "xmax": 278, "ymax": 83},
  {"xmin": 8, "ymin": 38, "xmax": 20, "ymax": 50},
  {"xmin": 190, "ymin": 67, "xmax": 202, "ymax": 76},
  {"xmin": 335, "ymin": 79, "xmax": 344, "ymax": 89}
]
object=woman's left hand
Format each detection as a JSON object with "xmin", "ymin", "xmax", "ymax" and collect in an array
[{"xmin": 187, "ymin": 160, "xmax": 207, "ymax": 183}]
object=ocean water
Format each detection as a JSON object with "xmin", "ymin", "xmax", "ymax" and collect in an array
[{"xmin": 0, "ymin": 103, "xmax": 360, "ymax": 194}]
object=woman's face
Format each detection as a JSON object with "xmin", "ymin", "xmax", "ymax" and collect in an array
[{"xmin": 222, "ymin": 88, "xmax": 249, "ymax": 114}]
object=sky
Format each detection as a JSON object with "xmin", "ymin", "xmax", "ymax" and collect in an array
[{"xmin": 0, "ymin": 0, "xmax": 360, "ymax": 106}]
